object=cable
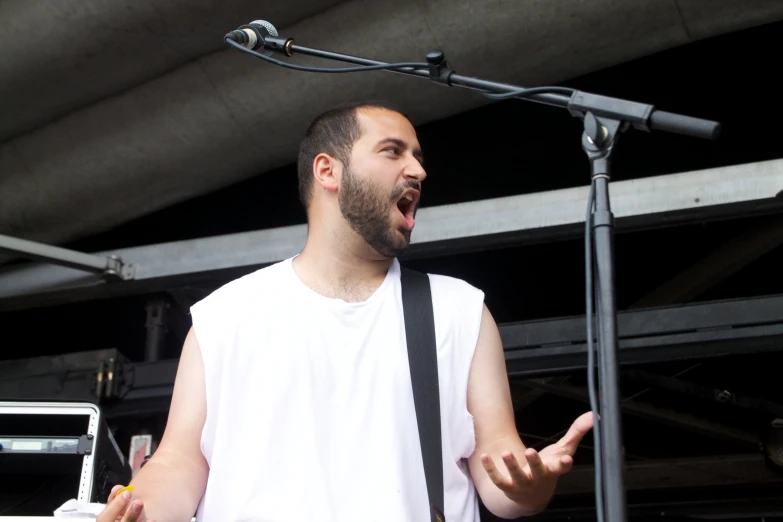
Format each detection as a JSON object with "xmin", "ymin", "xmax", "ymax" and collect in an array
[
  {"xmin": 585, "ymin": 179, "xmax": 605, "ymax": 522},
  {"xmin": 225, "ymin": 39, "xmax": 574, "ymax": 101},
  {"xmin": 480, "ymin": 86, "xmax": 576, "ymax": 100},
  {"xmin": 225, "ymin": 38, "xmax": 429, "ymax": 73}
]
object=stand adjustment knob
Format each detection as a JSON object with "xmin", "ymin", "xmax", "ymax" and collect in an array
[{"xmin": 585, "ymin": 112, "xmax": 609, "ymax": 147}]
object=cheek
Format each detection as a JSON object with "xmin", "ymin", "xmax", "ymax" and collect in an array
[
  {"xmin": 349, "ymin": 162, "xmax": 398, "ymax": 200},
  {"xmin": 365, "ymin": 176, "xmax": 395, "ymax": 201}
]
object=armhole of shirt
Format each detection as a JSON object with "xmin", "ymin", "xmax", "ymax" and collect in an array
[
  {"xmin": 190, "ymin": 296, "xmax": 222, "ymax": 463},
  {"xmin": 429, "ymin": 274, "xmax": 485, "ymax": 459},
  {"xmin": 460, "ymin": 284, "xmax": 485, "ymax": 458}
]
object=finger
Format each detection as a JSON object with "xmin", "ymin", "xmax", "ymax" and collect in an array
[
  {"xmin": 558, "ymin": 455, "xmax": 574, "ymax": 474},
  {"xmin": 558, "ymin": 412, "xmax": 594, "ymax": 453},
  {"xmin": 97, "ymin": 490, "xmax": 132, "ymax": 521},
  {"xmin": 120, "ymin": 499, "xmax": 145, "ymax": 522},
  {"xmin": 107, "ymin": 485, "xmax": 123, "ymax": 504},
  {"xmin": 525, "ymin": 448, "xmax": 548, "ymax": 480},
  {"xmin": 502, "ymin": 451, "xmax": 530, "ymax": 485},
  {"xmin": 546, "ymin": 454, "xmax": 574, "ymax": 475},
  {"xmin": 481, "ymin": 454, "xmax": 513, "ymax": 492}
]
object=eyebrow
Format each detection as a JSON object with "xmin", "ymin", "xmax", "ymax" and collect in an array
[{"xmin": 377, "ymin": 138, "xmax": 424, "ymax": 166}]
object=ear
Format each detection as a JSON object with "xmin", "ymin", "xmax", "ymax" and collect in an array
[{"xmin": 312, "ymin": 153, "xmax": 340, "ymax": 195}]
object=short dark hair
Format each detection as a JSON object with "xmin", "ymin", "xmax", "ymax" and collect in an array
[{"xmin": 297, "ymin": 101, "xmax": 405, "ymax": 212}]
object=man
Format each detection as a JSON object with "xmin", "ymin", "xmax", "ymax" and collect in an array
[{"xmin": 98, "ymin": 102, "xmax": 592, "ymax": 522}]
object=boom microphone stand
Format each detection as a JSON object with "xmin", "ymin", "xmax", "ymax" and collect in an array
[{"xmin": 224, "ymin": 21, "xmax": 721, "ymax": 522}]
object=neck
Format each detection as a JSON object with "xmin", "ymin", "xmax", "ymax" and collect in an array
[{"xmin": 293, "ymin": 216, "xmax": 393, "ymax": 302}]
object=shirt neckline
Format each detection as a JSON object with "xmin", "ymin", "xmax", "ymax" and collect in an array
[{"xmin": 286, "ymin": 255, "xmax": 399, "ymax": 308}]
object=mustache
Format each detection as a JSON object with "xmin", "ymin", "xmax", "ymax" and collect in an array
[{"xmin": 389, "ymin": 181, "xmax": 421, "ymax": 202}]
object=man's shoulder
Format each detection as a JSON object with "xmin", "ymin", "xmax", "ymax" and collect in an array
[
  {"xmin": 194, "ymin": 258, "xmax": 292, "ymax": 309},
  {"xmin": 427, "ymin": 271, "xmax": 483, "ymax": 297},
  {"xmin": 415, "ymin": 270, "xmax": 486, "ymax": 355},
  {"xmin": 403, "ymin": 267, "xmax": 485, "ymax": 306}
]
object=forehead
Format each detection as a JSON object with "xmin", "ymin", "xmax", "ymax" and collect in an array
[{"xmin": 355, "ymin": 108, "xmax": 419, "ymax": 146}]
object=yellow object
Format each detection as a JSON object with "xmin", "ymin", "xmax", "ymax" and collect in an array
[{"xmin": 116, "ymin": 485, "xmax": 135, "ymax": 497}]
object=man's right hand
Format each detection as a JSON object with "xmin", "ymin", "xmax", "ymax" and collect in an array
[{"xmin": 97, "ymin": 485, "xmax": 153, "ymax": 522}]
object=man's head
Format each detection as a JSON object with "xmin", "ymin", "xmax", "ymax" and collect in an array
[{"xmin": 297, "ymin": 102, "xmax": 426, "ymax": 258}]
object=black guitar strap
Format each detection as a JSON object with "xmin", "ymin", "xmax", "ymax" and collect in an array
[{"xmin": 400, "ymin": 266, "xmax": 445, "ymax": 522}]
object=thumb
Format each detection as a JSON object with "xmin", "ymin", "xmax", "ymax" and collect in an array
[
  {"xmin": 559, "ymin": 412, "xmax": 594, "ymax": 452},
  {"xmin": 96, "ymin": 489, "xmax": 133, "ymax": 522}
]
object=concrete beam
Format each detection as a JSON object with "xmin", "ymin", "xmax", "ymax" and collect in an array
[{"xmin": 0, "ymin": 159, "xmax": 781, "ymax": 311}]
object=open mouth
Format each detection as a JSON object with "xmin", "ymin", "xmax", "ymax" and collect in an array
[{"xmin": 395, "ymin": 190, "xmax": 419, "ymax": 231}]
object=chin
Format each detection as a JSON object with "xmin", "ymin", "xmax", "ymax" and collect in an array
[
  {"xmin": 395, "ymin": 228, "xmax": 411, "ymax": 245},
  {"xmin": 378, "ymin": 236, "xmax": 410, "ymax": 259}
]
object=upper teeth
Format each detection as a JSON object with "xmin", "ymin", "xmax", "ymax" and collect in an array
[{"xmin": 404, "ymin": 194, "xmax": 413, "ymax": 201}]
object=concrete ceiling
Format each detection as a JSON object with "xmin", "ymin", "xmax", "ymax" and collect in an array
[{"xmin": 1, "ymin": 0, "xmax": 781, "ymax": 248}]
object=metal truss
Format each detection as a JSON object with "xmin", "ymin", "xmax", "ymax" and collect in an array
[{"xmin": 1, "ymin": 159, "xmax": 781, "ymax": 311}]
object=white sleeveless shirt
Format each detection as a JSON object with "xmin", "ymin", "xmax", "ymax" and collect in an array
[{"xmin": 190, "ymin": 257, "xmax": 485, "ymax": 521}]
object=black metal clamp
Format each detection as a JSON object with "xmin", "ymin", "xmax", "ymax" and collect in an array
[{"xmin": 426, "ymin": 50, "xmax": 453, "ymax": 86}]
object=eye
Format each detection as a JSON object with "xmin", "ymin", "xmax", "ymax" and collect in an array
[{"xmin": 383, "ymin": 146, "xmax": 401, "ymax": 156}]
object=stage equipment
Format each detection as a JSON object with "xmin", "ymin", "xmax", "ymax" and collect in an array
[{"xmin": 0, "ymin": 401, "xmax": 130, "ymax": 516}]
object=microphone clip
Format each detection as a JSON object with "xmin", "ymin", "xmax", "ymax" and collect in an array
[{"xmin": 426, "ymin": 49, "xmax": 454, "ymax": 86}]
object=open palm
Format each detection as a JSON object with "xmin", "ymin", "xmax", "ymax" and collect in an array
[{"xmin": 480, "ymin": 412, "xmax": 594, "ymax": 511}]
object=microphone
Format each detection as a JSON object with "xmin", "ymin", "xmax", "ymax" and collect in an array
[{"xmin": 225, "ymin": 20, "xmax": 279, "ymax": 54}]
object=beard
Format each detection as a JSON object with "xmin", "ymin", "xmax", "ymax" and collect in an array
[{"xmin": 338, "ymin": 164, "xmax": 418, "ymax": 258}]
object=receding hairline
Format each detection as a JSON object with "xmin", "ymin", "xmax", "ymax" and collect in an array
[
  {"xmin": 351, "ymin": 105, "xmax": 409, "ymax": 137},
  {"xmin": 354, "ymin": 104, "xmax": 408, "ymax": 122},
  {"xmin": 351, "ymin": 106, "xmax": 421, "ymax": 157}
]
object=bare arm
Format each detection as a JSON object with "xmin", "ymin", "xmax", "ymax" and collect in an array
[
  {"xmin": 126, "ymin": 327, "xmax": 210, "ymax": 521},
  {"xmin": 467, "ymin": 305, "xmax": 592, "ymax": 519},
  {"xmin": 467, "ymin": 305, "xmax": 535, "ymax": 518}
]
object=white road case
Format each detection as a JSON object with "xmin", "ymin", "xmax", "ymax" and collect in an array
[{"xmin": 0, "ymin": 401, "xmax": 129, "ymax": 516}]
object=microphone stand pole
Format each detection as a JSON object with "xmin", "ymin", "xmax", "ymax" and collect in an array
[
  {"xmin": 583, "ymin": 113, "xmax": 625, "ymax": 522},
  {"xmin": 231, "ymin": 34, "xmax": 721, "ymax": 522}
]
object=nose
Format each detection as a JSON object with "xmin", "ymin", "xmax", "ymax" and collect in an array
[{"xmin": 403, "ymin": 157, "xmax": 427, "ymax": 183}]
